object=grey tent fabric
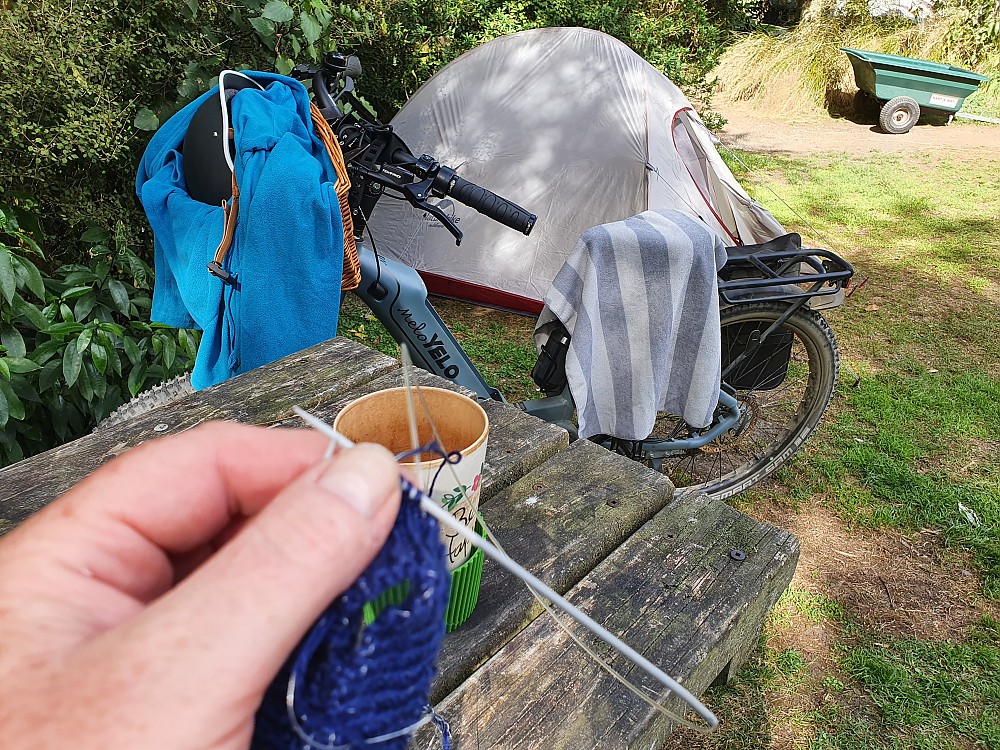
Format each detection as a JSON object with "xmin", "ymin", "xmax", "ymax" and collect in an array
[{"xmin": 369, "ymin": 27, "xmax": 785, "ymax": 310}]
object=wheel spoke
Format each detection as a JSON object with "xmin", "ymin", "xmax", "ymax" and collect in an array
[{"xmin": 651, "ymin": 302, "xmax": 838, "ymax": 498}]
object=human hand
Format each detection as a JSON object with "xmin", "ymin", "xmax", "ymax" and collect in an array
[{"xmin": 0, "ymin": 421, "xmax": 402, "ymax": 750}]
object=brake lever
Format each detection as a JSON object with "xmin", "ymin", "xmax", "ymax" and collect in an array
[
  {"xmin": 418, "ymin": 199, "xmax": 463, "ymax": 245},
  {"xmin": 399, "ymin": 181, "xmax": 463, "ymax": 245}
]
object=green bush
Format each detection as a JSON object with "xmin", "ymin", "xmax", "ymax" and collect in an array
[
  {"xmin": 0, "ymin": 196, "xmax": 198, "ymax": 466},
  {"xmin": 0, "ymin": 1, "xmax": 269, "ymax": 262},
  {"xmin": 331, "ymin": 0, "xmax": 762, "ymax": 117}
]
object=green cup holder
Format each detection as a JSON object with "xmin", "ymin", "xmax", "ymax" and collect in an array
[{"xmin": 363, "ymin": 523, "xmax": 485, "ymax": 633}]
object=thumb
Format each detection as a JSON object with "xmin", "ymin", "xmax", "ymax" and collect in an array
[{"xmin": 120, "ymin": 442, "xmax": 403, "ymax": 692}]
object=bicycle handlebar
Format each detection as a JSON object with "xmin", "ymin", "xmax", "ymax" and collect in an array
[
  {"xmin": 447, "ymin": 175, "xmax": 535, "ymax": 235},
  {"xmin": 313, "ymin": 60, "xmax": 537, "ymax": 240}
]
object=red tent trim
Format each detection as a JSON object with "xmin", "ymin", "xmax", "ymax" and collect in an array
[
  {"xmin": 670, "ymin": 108, "xmax": 742, "ymax": 246},
  {"xmin": 420, "ymin": 271, "xmax": 544, "ymax": 316}
]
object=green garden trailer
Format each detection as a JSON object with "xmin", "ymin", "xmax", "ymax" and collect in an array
[{"xmin": 841, "ymin": 47, "xmax": 990, "ymax": 134}]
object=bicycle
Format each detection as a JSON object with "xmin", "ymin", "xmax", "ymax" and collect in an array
[{"xmin": 110, "ymin": 53, "xmax": 854, "ymax": 501}]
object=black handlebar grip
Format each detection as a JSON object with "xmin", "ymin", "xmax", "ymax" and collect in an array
[{"xmin": 448, "ymin": 176, "xmax": 536, "ymax": 236}]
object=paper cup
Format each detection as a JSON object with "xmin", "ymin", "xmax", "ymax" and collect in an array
[{"xmin": 334, "ymin": 387, "xmax": 489, "ymax": 570}]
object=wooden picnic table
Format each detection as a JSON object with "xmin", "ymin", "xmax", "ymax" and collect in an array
[{"xmin": 0, "ymin": 337, "xmax": 799, "ymax": 749}]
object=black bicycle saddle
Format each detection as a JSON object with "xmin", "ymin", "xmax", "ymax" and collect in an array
[{"xmin": 181, "ymin": 71, "xmax": 265, "ymax": 206}]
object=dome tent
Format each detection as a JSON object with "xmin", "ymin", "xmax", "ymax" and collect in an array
[{"xmin": 369, "ymin": 27, "xmax": 785, "ymax": 315}]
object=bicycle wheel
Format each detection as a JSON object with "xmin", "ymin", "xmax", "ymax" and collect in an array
[
  {"xmin": 644, "ymin": 301, "xmax": 839, "ymax": 499},
  {"xmin": 95, "ymin": 373, "xmax": 194, "ymax": 431}
]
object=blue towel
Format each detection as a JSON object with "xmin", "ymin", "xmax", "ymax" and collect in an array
[{"xmin": 136, "ymin": 72, "xmax": 345, "ymax": 389}]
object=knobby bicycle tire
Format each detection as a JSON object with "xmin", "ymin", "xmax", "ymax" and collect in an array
[
  {"xmin": 96, "ymin": 373, "xmax": 194, "ymax": 431},
  {"xmin": 649, "ymin": 301, "xmax": 839, "ymax": 500}
]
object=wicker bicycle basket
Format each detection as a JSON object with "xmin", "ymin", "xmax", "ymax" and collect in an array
[{"xmin": 311, "ymin": 104, "xmax": 362, "ymax": 292}]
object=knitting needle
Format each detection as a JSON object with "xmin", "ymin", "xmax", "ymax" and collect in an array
[
  {"xmin": 293, "ymin": 406, "xmax": 719, "ymax": 731},
  {"xmin": 399, "ymin": 345, "xmax": 422, "ymax": 467}
]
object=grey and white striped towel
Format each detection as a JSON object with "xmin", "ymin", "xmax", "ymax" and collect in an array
[{"xmin": 534, "ymin": 209, "xmax": 728, "ymax": 440}]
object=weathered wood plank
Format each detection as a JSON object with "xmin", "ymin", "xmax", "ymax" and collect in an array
[
  {"xmin": 413, "ymin": 492, "xmax": 798, "ymax": 749},
  {"xmin": 0, "ymin": 336, "xmax": 568, "ymax": 532},
  {"xmin": 0, "ymin": 337, "xmax": 398, "ymax": 531},
  {"xmin": 430, "ymin": 439, "xmax": 675, "ymax": 702}
]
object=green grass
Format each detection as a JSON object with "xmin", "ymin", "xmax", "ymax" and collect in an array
[
  {"xmin": 723, "ymin": 149, "xmax": 1000, "ymax": 598},
  {"xmin": 833, "ymin": 623, "xmax": 1000, "ymax": 748},
  {"xmin": 719, "ymin": 149, "xmax": 1000, "ymax": 748}
]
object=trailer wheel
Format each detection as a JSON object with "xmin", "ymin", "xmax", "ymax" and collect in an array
[{"xmin": 879, "ymin": 96, "xmax": 920, "ymax": 134}]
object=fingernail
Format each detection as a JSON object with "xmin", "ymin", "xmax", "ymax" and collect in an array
[{"xmin": 316, "ymin": 444, "xmax": 397, "ymax": 518}]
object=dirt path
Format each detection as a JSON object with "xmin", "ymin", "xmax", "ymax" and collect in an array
[{"xmin": 717, "ymin": 103, "xmax": 1000, "ymax": 157}]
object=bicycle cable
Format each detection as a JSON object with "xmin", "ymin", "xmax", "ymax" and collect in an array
[{"xmin": 365, "ymin": 223, "xmax": 383, "ymax": 289}]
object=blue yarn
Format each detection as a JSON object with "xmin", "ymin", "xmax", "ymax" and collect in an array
[
  {"xmin": 394, "ymin": 442, "xmax": 463, "ymax": 497},
  {"xmin": 252, "ymin": 477, "xmax": 450, "ymax": 750}
]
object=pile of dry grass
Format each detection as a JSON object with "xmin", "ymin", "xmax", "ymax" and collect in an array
[{"xmin": 711, "ymin": 0, "xmax": 999, "ymax": 119}]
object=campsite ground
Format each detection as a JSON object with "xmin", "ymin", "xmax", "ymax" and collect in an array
[
  {"xmin": 338, "ymin": 109, "xmax": 1000, "ymax": 749},
  {"xmin": 718, "ymin": 103, "xmax": 1000, "ymax": 157}
]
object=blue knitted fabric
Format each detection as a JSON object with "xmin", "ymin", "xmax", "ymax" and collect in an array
[{"xmin": 252, "ymin": 479, "xmax": 450, "ymax": 749}]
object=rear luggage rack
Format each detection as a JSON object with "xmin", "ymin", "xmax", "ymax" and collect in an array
[{"xmin": 718, "ymin": 245, "xmax": 854, "ymax": 305}]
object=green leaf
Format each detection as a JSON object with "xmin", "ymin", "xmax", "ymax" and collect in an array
[
  {"xmin": 80, "ymin": 224, "xmax": 108, "ymax": 244},
  {"xmin": 74, "ymin": 293, "xmax": 99, "ymax": 322},
  {"xmin": 262, "ymin": 1, "xmax": 294, "ymax": 22},
  {"xmin": 61, "ymin": 285, "xmax": 93, "ymax": 300},
  {"xmin": 0, "ymin": 358, "xmax": 9, "ymax": 381},
  {"xmin": 29, "ymin": 338, "xmax": 64, "ymax": 364},
  {"xmin": 1, "ymin": 327, "xmax": 26, "ymax": 358},
  {"xmin": 17, "ymin": 256, "xmax": 45, "ymax": 301},
  {"xmin": 38, "ymin": 360, "xmax": 61, "ymax": 393},
  {"xmin": 43, "ymin": 321, "xmax": 85, "ymax": 336},
  {"xmin": 0, "ymin": 380, "xmax": 25, "ymax": 421},
  {"xmin": 107, "ymin": 279, "xmax": 131, "ymax": 315},
  {"xmin": 123, "ymin": 336, "xmax": 141, "ymax": 366},
  {"xmin": 107, "ymin": 341, "xmax": 122, "ymax": 377},
  {"xmin": 90, "ymin": 340, "xmax": 108, "ymax": 375},
  {"xmin": 300, "ymin": 11, "xmax": 322, "ymax": 42},
  {"xmin": 4, "ymin": 357, "xmax": 40, "ymax": 374},
  {"xmin": 64, "ymin": 269, "xmax": 98, "ymax": 285},
  {"xmin": 75, "ymin": 328, "xmax": 94, "ymax": 354},
  {"xmin": 0, "ymin": 387, "xmax": 7, "ymax": 428},
  {"xmin": 183, "ymin": 0, "xmax": 199, "ymax": 17},
  {"xmin": 77, "ymin": 360, "xmax": 94, "ymax": 401},
  {"xmin": 250, "ymin": 15, "xmax": 275, "ymax": 39},
  {"xmin": 60, "ymin": 303, "xmax": 74, "ymax": 322},
  {"xmin": 134, "ymin": 108, "xmax": 159, "ymax": 131},
  {"xmin": 14, "ymin": 295, "xmax": 50, "ymax": 331},
  {"xmin": 2, "ymin": 438, "xmax": 23, "ymax": 464},
  {"xmin": 127, "ymin": 363, "xmax": 148, "ymax": 398},
  {"xmin": 163, "ymin": 336, "xmax": 177, "ymax": 371},
  {"xmin": 87, "ymin": 361, "xmax": 106, "ymax": 402},
  {"xmin": 98, "ymin": 322, "xmax": 125, "ymax": 337},
  {"xmin": 62, "ymin": 343, "xmax": 83, "ymax": 388},
  {"xmin": 275, "ymin": 56, "xmax": 294, "ymax": 76},
  {"xmin": 10, "ymin": 374, "xmax": 41, "ymax": 403},
  {"xmin": 0, "ymin": 246, "xmax": 15, "ymax": 304}
]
